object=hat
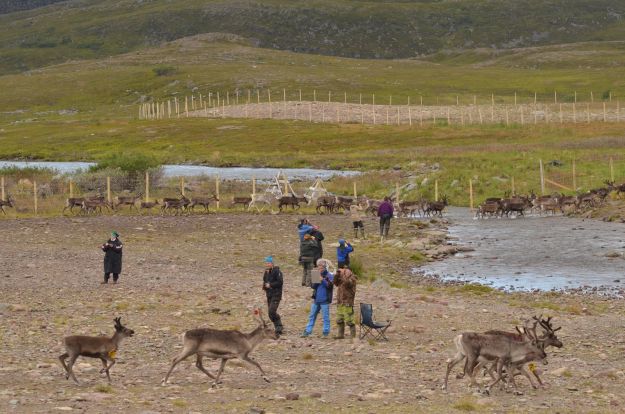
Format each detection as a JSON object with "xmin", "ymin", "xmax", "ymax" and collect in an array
[
  {"xmin": 111, "ymin": 231, "xmax": 120, "ymax": 237},
  {"xmin": 338, "ymin": 239, "xmax": 345, "ymax": 245},
  {"xmin": 264, "ymin": 256, "xmax": 273, "ymax": 264}
]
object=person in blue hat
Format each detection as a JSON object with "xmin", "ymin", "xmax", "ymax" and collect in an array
[
  {"xmin": 101, "ymin": 231, "xmax": 123, "ymax": 284},
  {"xmin": 336, "ymin": 239, "xmax": 354, "ymax": 269},
  {"xmin": 262, "ymin": 256, "xmax": 284, "ymax": 336}
]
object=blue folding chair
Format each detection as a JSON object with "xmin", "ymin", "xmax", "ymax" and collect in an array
[{"xmin": 359, "ymin": 303, "xmax": 392, "ymax": 341}]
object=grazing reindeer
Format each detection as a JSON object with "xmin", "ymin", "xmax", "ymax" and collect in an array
[
  {"xmin": 231, "ymin": 196, "xmax": 252, "ymax": 209},
  {"xmin": 59, "ymin": 317, "xmax": 134, "ymax": 385},
  {"xmin": 278, "ymin": 194, "xmax": 307, "ymax": 212},
  {"xmin": 63, "ymin": 197, "xmax": 85, "ymax": 214},
  {"xmin": 0, "ymin": 195, "xmax": 14, "ymax": 215},
  {"xmin": 161, "ymin": 309, "xmax": 277, "ymax": 387},
  {"xmin": 140, "ymin": 200, "xmax": 160, "ymax": 214},
  {"xmin": 189, "ymin": 194, "xmax": 220, "ymax": 213},
  {"xmin": 114, "ymin": 193, "xmax": 142, "ymax": 211}
]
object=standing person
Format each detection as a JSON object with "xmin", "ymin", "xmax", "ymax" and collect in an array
[
  {"xmin": 262, "ymin": 256, "xmax": 284, "ymax": 337},
  {"xmin": 336, "ymin": 239, "xmax": 354, "ymax": 269},
  {"xmin": 309, "ymin": 225, "xmax": 325, "ymax": 261},
  {"xmin": 299, "ymin": 233, "xmax": 318, "ymax": 287},
  {"xmin": 350, "ymin": 202, "xmax": 365, "ymax": 239},
  {"xmin": 301, "ymin": 260, "xmax": 334, "ymax": 338},
  {"xmin": 297, "ymin": 218, "xmax": 313, "ymax": 241},
  {"xmin": 377, "ymin": 197, "xmax": 394, "ymax": 240},
  {"xmin": 101, "ymin": 231, "xmax": 123, "ymax": 284},
  {"xmin": 333, "ymin": 267, "xmax": 357, "ymax": 339}
]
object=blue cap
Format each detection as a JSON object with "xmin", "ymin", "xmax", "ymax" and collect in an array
[
  {"xmin": 338, "ymin": 239, "xmax": 345, "ymax": 245},
  {"xmin": 264, "ymin": 256, "xmax": 273, "ymax": 263}
]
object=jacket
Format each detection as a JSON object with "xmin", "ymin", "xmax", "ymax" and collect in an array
[
  {"xmin": 263, "ymin": 266, "xmax": 283, "ymax": 299},
  {"xmin": 336, "ymin": 244, "xmax": 354, "ymax": 264},
  {"xmin": 333, "ymin": 268, "xmax": 357, "ymax": 306},
  {"xmin": 378, "ymin": 201, "xmax": 394, "ymax": 217},
  {"xmin": 350, "ymin": 204, "xmax": 364, "ymax": 220},
  {"xmin": 298, "ymin": 223, "xmax": 313, "ymax": 241},
  {"xmin": 102, "ymin": 238, "xmax": 123, "ymax": 274},
  {"xmin": 312, "ymin": 270, "xmax": 334, "ymax": 304},
  {"xmin": 310, "ymin": 229, "xmax": 324, "ymax": 259},
  {"xmin": 300, "ymin": 238, "xmax": 319, "ymax": 261}
]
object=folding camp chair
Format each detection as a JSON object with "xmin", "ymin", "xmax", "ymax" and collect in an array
[{"xmin": 359, "ymin": 303, "xmax": 392, "ymax": 341}]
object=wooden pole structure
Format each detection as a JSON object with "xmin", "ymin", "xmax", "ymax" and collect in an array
[
  {"xmin": 591, "ymin": 91, "xmax": 594, "ymax": 103},
  {"xmin": 603, "ymin": 102, "xmax": 607, "ymax": 122},
  {"xmin": 216, "ymin": 175, "xmax": 220, "ymax": 210},
  {"xmin": 353, "ymin": 182, "xmax": 357, "ymax": 198},
  {"xmin": 167, "ymin": 100, "xmax": 171, "ymax": 118},
  {"xmin": 0, "ymin": 176, "xmax": 4, "ymax": 201},
  {"xmin": 313, "ymin": 90, "xmax": 316, "ymax": 102},
  {"xmin": 554, "ymin": 90, "xmax": 557, "ymax": 104},
  {"xmin": 372, "ymin": 94, "xmax": 376, "ymax": 124},
  {"xmin": 395, "ymin": 182, "xmax": 400, "ymax": 202},
  {"xmin": 539, "ymin": 159, "xmax": 545, "ymax": 195},
  {"xmin": 107, "ymin": 176, "xmax": 111, "ymax": 204},
  {"xmin": 33, "ymin": 180, "xmax": 38, "ymax": 215},
  {"xmin": 185, "ymin": 96, "xmax": 189, "ymax": 117},
  {"xmin": 180, "ymin": 177, "xmax": 185, "ymax": 196},
  {"xmin": 587, "ymin": 103, "xmax": 591, "ymax": 123},
  {"xmin": 268, "ymin": 90, "xmax": 272, "ymax": 119},
  {"xmin": 434, "ymin": 180, "xmax": 439, "ymax": 202},
  {"xmin": 69, "ymin": 179, "xmax": 74, "ymax": 198},
  {"xmin": 299, "ymin": 89, "xmax": 302, "ymax": 102},
  {"xmin": 252, "ymin": 176, "xmax": 256, "ymax": 195},
  {"xmin": 572, "ymin": 158, "xmax": 577, "ymax": 190},
  {"xmin": 145, "ymin": 172, "xmax": 150, "ymax": 202},
  {"xmin": 610, "ymin": 157, "xmax": 615, "ymax": 182},
  {"xmin": 469, "ymin": 179, "xmax": 474, "ymax": 211},
  {"xmin": 511, "ymin": 176, "xmax": 515, "ymax": 195}
]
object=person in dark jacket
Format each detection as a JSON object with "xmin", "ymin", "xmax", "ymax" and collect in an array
[
  {"xmin": 309, "ymin": 225, "xmax": 325, "ymax": 261},
  {"xmin": 299, "ymin": 233, "xmax": 319, "ymax": 287},
  {"xmin": 262, "ymin": 256, "xmax": 284, "ymax": 336},
  {"xmin": 377, "ymin": 197, "xmax": 394, "ymax": 240},
  {"xmin": 301, "ymin": 259, "xmax": 334, "ymax": 338},
  {"xmin": 336, "ymin": 239, "xmax": 354, "ymax": 269},
  {"xmin": 101, "ymin": 231, "xmax": 123, "ymax": 284}
]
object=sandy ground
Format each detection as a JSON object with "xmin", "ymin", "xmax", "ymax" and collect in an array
[{"xmin": 1, "ymin": 213, "xmax": 625, "ymax": 413}]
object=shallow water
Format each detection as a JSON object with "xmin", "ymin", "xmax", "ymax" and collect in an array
[
  {"xmin": 0, "ymin": 160, "xmax": 359, "ymax": 180},
  {"xmin": 420, "ymin": 207, "xmax": 625, "ymax": 291}
]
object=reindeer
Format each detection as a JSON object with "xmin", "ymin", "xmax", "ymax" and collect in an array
[
  {"xmin": 315, "ymin": 195, "xmax": 336, "ymax": 214},
  {"xmin": 424, "ymin": 195, "xmax": 448, "ymax": 217},
  {"xmin": 140, "ymin": 200, "xmax": 160, "ymax": 214},
  {"xmin": 63, "ymin": 197, "xmax": 85, "ymax": 214},
  {"xmin": 278, "ymin": 194, "xmax": 307, "ymax": 212},
  {"xmin": 161, "ymin": 195, "xmax": 190, "ymax": 215},
  {"xmin": 398, "ymin": 200, "xmax": 424, "ymax": 217},
  {"xmin": 475, "ymin": 201, "xmax": 501, "ymax": 219},
  {"xmin": 0, "ymin": 195, "xmax": 14, "ymax": 215},
  {"xmin": 58, "ymin": 317, "xmax": 134, "ymax": 385},
  {"xmin": 189, "ymin": 194, "xmax": 219, "ymax": 213},
  {"xmin": 81, "ymin": 197, "xmax": 108, "ymax": 215},
  {"xmin": 248, "ymin": 193, "xmax": 275, "ymax": 213},
  {"xmin": 161, "ymin": 309, "xmax": 277, "ymax": 387},
  {"xmin": 114, "ymin": 193, "xmax": 142, "ymax": 211},
  {"xmin": 231, "ymin": 196, "xmax": 252, "ymax": 209}
]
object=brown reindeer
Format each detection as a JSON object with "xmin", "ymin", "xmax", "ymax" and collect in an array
[
  {"xmin": 114, "ymin": 193, "xmax": 142, "ymax": 211},
  {"xmin": 0, "ymin": 194, "xmax": 14, "ymax": 215},
  {"xmin": 59, "ymin": 317, "xmax": 134, "ymax": 385},
  {"xmin": 315, "ymin": 195, "xmax": 336, "ymax": 214},
  {"xmin": 189, "ymin": 194, "xmax": 220, "ymax": 213},
  {"xmin": 161, "ymin": 309, "xmax": 277, "ymax": 387},
  {"xmin": 140, "ymin": 200, "xmax": 160, "ymax": 214},
  {"xmin": 231, "ymin": 196, "xmax": 252, "ymax": 209},
  {"xmin": 278, "ymin": 194, "xmax": 307, "ymax": 212},
  {"xmin": 161, "ymin": 195, "xmax": 190, "ymax": 215}
]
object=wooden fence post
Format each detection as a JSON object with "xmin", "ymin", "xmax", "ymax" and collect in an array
[
  {"xmin": 572, "ymin": 158, "xmax": 577, "ymax": 190},
  {"xmin": 372, "ymin": 94, "xmax": 376, "ymax": 124},
  {"xmin": 185, "ymin": 96, "xmax": 189, "ymax": 117},
  {"xmin": 145, "ymin": 171, "xmax": 150, "ymax": 202},
  {"xmin": 610, "ymin": 157, "xmax": 615, "ymax": 182},
  {"xmin": 603, "ymin": 102, "xmax": 607, "ymax": 122},
  {"xmin": 33, "ymin": 180, "xmax": 38, "ymax": 215},
  {"xmin": 69, "ymin": 179, "xmax": 74, "ymax": 198},
  {"xmin": 1, "ymin": 176, "xmax": 4, "ymax": 201},
  {"xmin": 511, "ymin": 176, "xmax": 515, "ymax": 195},
  {"xmin": 252, "ymin": 176, "xmax": 256, "ymax": 195},
  {"xmin": 586, "ymin": 103, "xmax": 590, "ymax": 123},
  {"xmin": 107, "ymin": 176, "xmax": 111, "ymax": 204},
  {"xmin": 216, "ymin": 175, "xmax": 220, "ymax": 210},
  {"xmin": 395, "ymin": 182, "xmax": 400, "ymax": 202},
  {"xmin": 469, "ymin": 179, "xmax": 474, "ymax": 211},
  {"xmin": 434, "ymin": 180, "xmax": 439, "ymax": 202},
  {"xmin": 268, "ymin": 90, "xmax": 272, "ymax": 119},
  {"xmin": 353, "ymin": 182, "xmax": 357, "ymax": 198},
  {"xmin": 539, "ymin": 159, "xmax": 545, "ymax": 195},
  {"xmin": 180, "ymin": 177, "xmax": 185, "ymax": 196}
]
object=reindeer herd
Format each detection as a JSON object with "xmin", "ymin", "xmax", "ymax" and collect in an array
[{"xmin": 58, "ymin": 312, "xmax": 563, "ymax": 396}]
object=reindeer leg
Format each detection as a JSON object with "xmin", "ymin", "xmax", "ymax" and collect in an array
[
  {"xmin": 212, "ymin": 358, "xmax": 228, "ymax": 387},
  {"xmin": 241, "ymin": 354, "xmax": 270, "ymax": 383},
  {"xmin": 161, "ymin": 348, "xmax": 196, "ymax": 385},
  {"xmin": 443, "ymin": 353, "xmax": 465, "ymax": 390},
  {"xmin": 195, "ymin": 355, "xmax": 216, "ymax": 380},
  {"xmin": 59, "ymin": 352, "xmax": 70, "ymax": 377},
  {"xmin": 66, "ymin": 353, "xmax": 80, "ymax": 385},
  {"xmin": 100, "ymin": 358, "xmax": 112, "ymax": 383}
]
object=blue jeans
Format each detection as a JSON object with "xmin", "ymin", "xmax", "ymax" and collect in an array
[{"xmin": 304, "ymin": 303, "xmax": 331, "ymax": 335}]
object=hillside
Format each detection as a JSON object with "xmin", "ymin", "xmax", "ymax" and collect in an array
[
  {"xmin": 0, "ymin": 0, "xmax": 624, "ymax": 74},
  {"xmin": 0, "ymin": 0, "xmax": 65, "ymax": 15}
]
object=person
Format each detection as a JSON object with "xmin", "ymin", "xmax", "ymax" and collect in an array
[
  {"xmin": 101, "ymin": 231, "xmax": 123, "ymax": 284},
  {"xmin": 336, "ymin": 239, "xmax": 354, "ymax": 269},
  {"xmin": 333, "ymin": 267, "xmax": 357, "ymax": 339},
  {"xmin": 377, "ymin": 197, "xmax": 394, "ymax": 240},
  {"xmin": 350, "ymin": 203, "xmax": 365, "ymax": 239},
  {"xmin": 301, "ymin": 259, "xmax": 334, "ymax": 338},
  {"xmin": 309, "ymin": 225, "xmax": 325, "ymax": 261},
  {"xmin": 262, "ymin": 256, "xmax": 284, "ymax": 337},
  {"xmin": 297, "ymin": 218, "xmax": 313, "ymax": 241},
  {"xmin": 299, "ymin": 233, "xmax": 319, "ymax": 287}
]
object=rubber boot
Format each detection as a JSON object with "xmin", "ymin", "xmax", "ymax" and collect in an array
[
  {"xmin": 349, "ymin": 324, "xmax": 356, "ymax": 339},
  {"xmin": 333, "ymin": 324, "xmax": 345, "ymax": 340}
]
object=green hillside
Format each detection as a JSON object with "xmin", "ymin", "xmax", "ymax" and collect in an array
[{"xmin": 1, "ymin": 0, "xmax": 624, "ymax": 74}]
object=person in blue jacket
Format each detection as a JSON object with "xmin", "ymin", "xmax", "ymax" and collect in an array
[
  {"xmin": 297, "ymin": 218, "xmax": 313, "ymax": 241},
  {"xmin": 301, "ymin": 259, "xmax": 334, "ymax": 338},
  {"xmin": 336, "ymin": 239, "xmax": 353, "ymax": 269}
]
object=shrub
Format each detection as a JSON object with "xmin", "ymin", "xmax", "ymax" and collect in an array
[{"xmin": 152, "ymin": 65, "xmax": 176, "ymax": 76}]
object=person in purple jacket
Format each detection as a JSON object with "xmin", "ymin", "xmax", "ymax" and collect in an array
[{"xmin": 377, "ymin": 197, "xmax": 394, "ymax": 240}]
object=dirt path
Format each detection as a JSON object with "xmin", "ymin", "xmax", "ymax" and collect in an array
[{"xmin": 1, "ymin": 213, "xmax": 625, "ymax": 413}]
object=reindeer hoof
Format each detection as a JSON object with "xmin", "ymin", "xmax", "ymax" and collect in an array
[{"xmin": 262, "ymin": 376, "xmax": 270, "ymax": 383}]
